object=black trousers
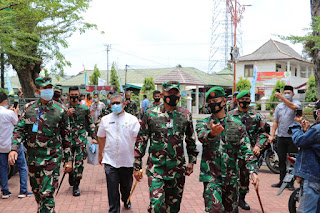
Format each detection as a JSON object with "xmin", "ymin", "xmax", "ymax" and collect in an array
[
  {"xmin": 277, "ymin": 137, "xmax": 298, "ymax": 181},
  {"xmin": 104, "ymin": 164, "xmax": 133, "ymax": 213}
]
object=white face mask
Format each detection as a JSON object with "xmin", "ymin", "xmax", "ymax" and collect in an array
[{"xmin": 284, "ymin": 94, "xmax": 293, "ymax": 101}]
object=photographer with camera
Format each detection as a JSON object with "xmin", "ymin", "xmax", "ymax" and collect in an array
[{"xmin": 269, "ymin": 85, "xmax": 301, "ymax": 190}]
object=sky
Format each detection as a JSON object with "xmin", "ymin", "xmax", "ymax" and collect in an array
[{"xmin": 46, "ymin": 0, "xmax": 312, "ymax": 76}]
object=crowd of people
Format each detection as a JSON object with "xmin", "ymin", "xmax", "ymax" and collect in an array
[{"xmin": 0, "ymin": 76, "xmax": 319, "ymax": 213}]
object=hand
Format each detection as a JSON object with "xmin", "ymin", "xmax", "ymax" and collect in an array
[
  {"xmin": 274, "ymin": 92, "xmax": 283, "ymax": 100},
  {"xmin": 252, "ymin": 146, "xmax": 261, "ymax": 156},
  {"xmin": 67, "ymin": 108, "xmax": 75, "ymax": 116},
  {"xmin": 268, "ymin": 135, "xmax": 274, "ymax": 144},
  {"xmin": 64, "ymin": 161, "xmax": 73, "ymax": 173},
  {"xmin": 14, "ymin": 105, "xmax": 19, "ymax": 115},
  {"xmin": 186, "ymin": 163, "xmax": 194, "ymax": 176},
  {"xmin": 250, "ymin": 173, "xmax": 259, "ymax": 189},
  {"xmin": 8, "ymin": 151, "xmax": 18, "ymax": 165},
  {"xmin": 9, "ymin": 105, "xmax": 15, "ymax": 111},
  {"xmin": 133, "ymin": 169, "xmax": 143, "ymax": 182},
  {"xmin": 97, "ymin": 119, "xmax": 101, "ymax": 124},
  {"xmin": 209, "ymin": 120, "xmax": 224, "ymax": 137},
  {"xmin": 98, "ymin": 153, "xmax": 103, "ymax": 165},
  {"xmin": 301, "ymin": 119, "xmax": 310, "ymax": 132},
  {"xmin": 294, "ymin": 116, "xmax": 303, "ymax": 124},
  {"xmin": 92, "ymin": 139, "xmax": 98, "ymax": 144}
]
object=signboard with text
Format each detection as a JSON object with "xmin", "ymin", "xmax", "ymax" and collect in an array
[{"xmin": 85, "ymin": 85, "xmax": 115, "ymax": 96}]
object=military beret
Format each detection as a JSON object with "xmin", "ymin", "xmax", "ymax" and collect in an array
[
  {"xmin": 35, "ymin": 77, "xmax": 52, "ymax": 87},
  {"xmin": 236, "ymin": 90, "xmax": 250, "ymax": 100},
  {"xmin": 206, "ymin": 87, "xmax": 226, "ymax": 101},
  {"xmin": 54, "ymin": 85, "xmax": 62, "ymax": 91},
  {"xmin": 162, "ymin": 81, "xmax": 180, "ymax": 92}
]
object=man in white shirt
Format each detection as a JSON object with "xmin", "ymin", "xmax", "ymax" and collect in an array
[
  {"xmin": 97, "ymin": 93, "xmax": 140, "ymax": 213},
  {"xmin": 0, "ymin": 92, "xmax": 32, "ymax": 199},
  {"xmin": 90, "ymin": 93, "xmax": 105, "ymax": 123}
]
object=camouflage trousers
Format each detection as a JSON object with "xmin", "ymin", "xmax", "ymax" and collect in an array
[
  {"xmin": 238, "ymin": 159, "xmax": 249, "ymax": 196},
  {"xmin": 148, "ymin": 176, "xmax": 185, "ymax": 213},
  {"xmin": 70, "ymin": 138, "xmax": 87, "ymax": 180},
  {"xmin": 203, "ymin": 175, "xmax": 238, "ymax": 213},
  {"xmin": 28, "ymin": 160, "xmax": 61, "ymax": 213}
]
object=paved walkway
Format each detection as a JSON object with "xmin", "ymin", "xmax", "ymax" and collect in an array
[{"xmin": 0, "ymin": 159, "xmax": 296, "ymax": 213}]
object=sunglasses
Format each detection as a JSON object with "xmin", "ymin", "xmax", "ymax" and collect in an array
[{"xmin": 111, "ymin": 102, "xmax": 121, "ymax": 105}]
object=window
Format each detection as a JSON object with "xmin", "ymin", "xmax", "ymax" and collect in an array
[
  {"xmin": 295, "ymin": 68, "xmax": 297, "ymax": 77},
  {"xmin": 276, "ymin": 64, "xmax": 281, "ymax": 72},
  {"xmin": 244, "ymin": 64, "xmax": 253, "ymax": 77}
]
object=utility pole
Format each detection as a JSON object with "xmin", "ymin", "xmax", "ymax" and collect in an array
[
  {"xmin": 0, "ymin": 52, "xmax": 4, "ymax": 89},
  {"xmin": 125, "ymin": 64, "xmax": 128, "ymax": 92},
  {"xmin": 106, "ymin": 44, "xmax": 111, "ymax": 85}
]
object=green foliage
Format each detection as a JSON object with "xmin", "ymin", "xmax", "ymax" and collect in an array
[
  {"xmin": 305, "ymin": 75, "xmax": 318, "ymax": 102},
  {"xmin": 176, "ymin": 64, "xmax": 182, "ymax": 68},
  {"xmin": 90, "ymin": 64, "xmax": 101, "ymax": 85},
  {"xmin": 110, "ymin": 62, "xmax": 120, "ymax": 92},
  {"xmin": 236, "ymin": 77, "xmax": 251, "ymax": 92},
  {"xmin": 141, "ymin": 77, "xmax": 155, "ymax": 92},
  {"xmin": 0, "ymin": 87, "xmax": 8, "ymax": 94},
  {"xmin": 267, "ymin": 80, "xmax": 286, "ymax": 109}
]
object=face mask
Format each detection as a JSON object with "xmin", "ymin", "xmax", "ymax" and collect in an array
[
  {"xmin": 4, "ymin": 106, "xmax": 8, "ymax": 109},
  {"xmin": 53, "ymin": 93, "xmax": 61, "ymax": 99},
  {"xmin": 154, "ymin": 98, "xmax": 160, "ymax": 103},
  {"xmin": 93, "ymin": 98, "xmax": 98, "ymax": 103},
  {"xmin": 70, "ymin": 96, "xmax": 79, "ymax": 102},
  {"xmin": 239, "ymin": 101, "xmax": 250, "ymax": 109},
  {"xmin": 107, "ymin": 99, "xmax": 111, "ymax": 104},
  {"xmin": 126, "ymin": 98, "xmax": 130, "ymax": 101},
  {"xmin": 208, "ymin": 101, "xmax": 224, "ymax": 114},
  {"xmin": 111, "ymin": 104, "xmax": 122, "ymax": 114},
  {"xmin": 40, "ymin": 89, "xmax": 54, "ymax": 101},
  {"xmin": 284, "ymin": 94, "xmax": 293, "ymax": 101},
  {"xmin": 164, "ymin": 95, "xmax": 179, "ymax": 106}
]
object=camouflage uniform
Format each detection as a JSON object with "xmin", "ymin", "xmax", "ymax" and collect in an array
[
  {"xmin": 11, "ymin": 99, "xmax": 72, "ymax": 213},
  {"xmin": 228, "ymin": 108, "xmax": 268, "ymax": 196},
  {"xmin": 67, "ymin": 103, "xmax": 96, "ymax": 181},
  {"xmin": 124, "ymin": 100, "xmax": 138, "ymax": 117},
  {"xmin": 196, "ymin": 114, "xmax": 258, "ymax": 213},
  {"xmin": 134, "ymin": 104, "xmax": 198, "ymax": 212},
  {"xmin": 147, "ymin": 102, "xmax": 161, "ymax": 109}
]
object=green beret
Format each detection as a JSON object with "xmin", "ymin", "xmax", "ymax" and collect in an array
[
  {"xmin": 206, "ymin": 87, "xmax": 225, "ymax": 101},
  {"xmin": 35, "ymin": 77, "xmax": 52, "ymax": 87},
  {"xmin": 54, "ymin": 85, "xmax": 62, "ymax": 91},
  {"xmin": 162, "ymin": 81, "xmax": 180, "ymax": 92},
  {"xmin": 236, "ymin": 90, "xmax": 250, "ymax": 100}
]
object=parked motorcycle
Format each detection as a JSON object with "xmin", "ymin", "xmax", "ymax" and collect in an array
[{"xmin": 257, "ymin": 139, "xmax": 280, "ymax": 174}]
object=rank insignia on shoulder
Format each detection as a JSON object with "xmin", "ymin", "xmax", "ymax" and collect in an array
[{"xmin": 166, "ymin": 122, "xmax": 173, "ymax": 128}]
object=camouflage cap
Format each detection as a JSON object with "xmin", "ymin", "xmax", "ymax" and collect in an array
[
  {"xmin": 236, "ymin": 90, "xmax": 250, "ymax": 100},
  {"xmin": 35, "ymin": 77, "xmax": 52, "ymax": 87},
  {"xmin": 54, "ymin": 85, "xmax": 62, "ymax": 92},
  {"xmin": 206, "ymin": 87, "xmax": 225, "ymax": 101},
  {"xmin": 162, "ymin": 81, "xmax": 180, "ymax": 92}
]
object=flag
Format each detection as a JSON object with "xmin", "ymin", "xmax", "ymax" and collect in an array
[
  {"xmin": 117, "ymin": 68, "xmax": 124, "ymax": 92},
  {"xmin": 250, "ymin": 64, "xmax": 258, "ymax": 103},
  {"xmin": 6, "ymin": 73, "xmax": 14, "ymax": 95},
  {"xmin": 98, "ymin": 77, "xmax": 105, "ymax": 86},
  {"xmin": 83, "ymin": 65, "xmax": 89, "ymax": 86}
]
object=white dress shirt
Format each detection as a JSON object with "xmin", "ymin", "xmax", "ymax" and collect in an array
[
  {"xmin": 0, "ymin": 106, "xmax": 18, "ymax": 153},
  {"xmin": 97, "ymin": 111, "xmax": 140, "ymax": 168}
]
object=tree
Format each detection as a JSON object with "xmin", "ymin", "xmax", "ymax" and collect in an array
[
  {"xmin": 305, "ymin": 75, "xmax": 318, "ymax": 102},
  {"xmin": 90, "ymin": 64, "xmax": 101, "ymax": 85},
  {"xmin": 110, "ymin": 62, "xmax": 120, "ymax": 92},
  {"xmin": 141, "ymin": 77, "xmax": 155, "ymax": 92},
  {"xmin": 267, "ymin": 80, "xmax": 286, "ymax": 109},
  {"xmin": 176, "ymin": 64, "xmax": 182, "ymax": 68},
  {"xmin": 236, "ymin": 77, "xmax": 251, "ymax": 92},
  {"xmin": 281, "ymin": 1, "xmax": 320, "ymax": 97},
  {"xmin": 0, "ymin": 1, "xmax": 97, "ymax": 97}
]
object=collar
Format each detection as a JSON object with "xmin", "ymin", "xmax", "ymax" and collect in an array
[
  {"xmin": 233, "ymin": 107, "xmax": 253, "ymax": 115},
  {"xmin": 112, "ymin": 111, "xmax": 126, "ymax": 117},
  {"xmin": 160, "ymin": 104, "xmax": 178, "ymax": 113},
  {"xmin": 36, "ymin": 99, "xmax": 54, "ymax": 110}
]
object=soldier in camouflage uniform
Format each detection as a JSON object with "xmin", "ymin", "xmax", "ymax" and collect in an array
[
  {"xmin": 134, "ymin": 81, "xmax": 199, "ymax": 213},
  {"xmin": 196, "ymin": 87, "xmax": 259, "ymax": 213},
  {"xmin": 124, "ymin": 91, "xmax": 138, "ymax": 117},
  {"xmin": 228, "ymin": 90, "xmax": 269, "ymax": 210},
  {"xmin": 53, "ymin": 85, "xmax": 66, "ymax": 107},
  {"xmin": 8, "ymin": 77, "xmax": 72, "ymax": 213},
  {"xmin": 147, "ymin": 90, "xmax": 161, "ymax": 109},
  {"xmin": 66, "ymin": 86, "xmax": 97, "ymax": 196}
]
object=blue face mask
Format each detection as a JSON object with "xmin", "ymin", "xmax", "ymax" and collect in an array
[
  {"xmin": 107, "ymin": 99, "xmax": 111, "ymax": 104},
  {"xmin": 40, "ymin": 89, "xmax": 54, "ymax": 101},
  {"xmin": 111, "ymin": 104, "xmax": 122, "ymax": 114}
]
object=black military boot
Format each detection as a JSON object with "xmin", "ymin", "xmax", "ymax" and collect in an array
[
  {"xmin": 233, "ymin": 202, "xmax": 239, "ymax": 213},
  {"xmin": 68, "ymin": 171, "xmax": 74, "ymax": 186},
  {"xmin": 73, "ymin": 180, "xmax": 80, "ymax": 196},
  {"xmin": 238, "ymin": 193, "xmax": 250, "ymax": 210}
]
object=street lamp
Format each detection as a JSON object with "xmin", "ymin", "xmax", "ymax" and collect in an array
[{"xmin": 227, "ymin": 0, "xmax": 251, "ymax": 92}]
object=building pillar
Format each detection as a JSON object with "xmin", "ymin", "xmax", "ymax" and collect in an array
[
  {"xmin": 297, "ymin": 64, "xmax": 301, "ymax": 77},
  {"xmin": 186, "ymin": 96, "xmax": 192, "ymax": 113},
  {"xmin": 196, "ymin": 86, "xmax": 199, "ymax": 114},
  {"xmin": 306, "ymin": 66, "xmax": 309, "ymax": 78},
  {"xmin": 287, "ymin": 61, "xmax": 291, "ymax": 73}
]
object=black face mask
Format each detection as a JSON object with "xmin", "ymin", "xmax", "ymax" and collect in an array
[
  {"xmin": 154, "ymin": 98, "xmax": 160, "ymax": 103},
  {"xmin": 239, "ymin": 101, "xmax": 250, "ymax": 109},
  {"xmin": 126, "ymin": 98, "xmax": 130, "ymax": 101},
  {"xmin": 208, "ymin": 101, "xmax": 224, "ymax": 114},
  {"xmin": 164, "ymin": 95, "xmax": 179, "ymax": 106},
  {"xmin": 70, "ymin": 96, "xmax": 79, "ymax": 102},
  {"xmin": 53, "ymin": 93, "xmax": 61, "ymax": 99}
]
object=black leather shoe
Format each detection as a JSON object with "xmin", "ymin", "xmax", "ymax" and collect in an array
[
  {"xmin": 68, "ymin": 172, "xmax": 74, "ymax": 187},
  {"xmin": 73, "ymin": 186, "xmax": 80, "ymax": 196},
  {"xmin": 124, "ymin": 201, "xmax": 131, "ymax": 210},
  {"xmin": 238, "ymin": 194, "xmax": 250, "ymax": 210},
  {"xmin": 271, "ymin": 182, "xmax": 282, "ymax": 188},
  {"xmin": 287, "ymin": 184, "xmax": 295, "ymax": 191}
]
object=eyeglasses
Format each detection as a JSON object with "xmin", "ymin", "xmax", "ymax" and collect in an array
[{"xmin": 111, "ymin": 102, "xmax": 121, "ymax": 105}]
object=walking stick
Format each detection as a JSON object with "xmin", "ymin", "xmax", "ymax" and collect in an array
[
  {"xmin": 251, "ymin": 173, "xmax": 265, "ymax": 213},
  {"xmin": 126, "ymin": 169, "xmax": 143, "ymax": 205},
  {"xmin": 56, "ymin": 172, "xmax": 66, "ymax": 196}
]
